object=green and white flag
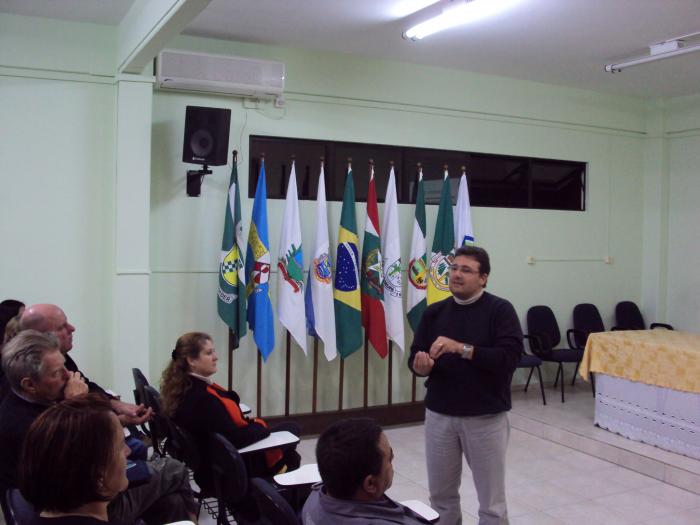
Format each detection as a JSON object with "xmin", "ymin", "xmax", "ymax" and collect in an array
[
  {"xmin": 218, "ymin": 159, "xmax": 247, "ymax": 347},
  {"xmin": 427, "ymin": 169, "xmax": 455, "ymax": 305},
  {"xmin": 406, "ymin": 168, "xmax": 427, "ymax": 332}
]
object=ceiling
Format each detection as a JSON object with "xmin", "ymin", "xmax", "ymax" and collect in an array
[{"xmin": 3, "ymin": 0, "xmax": 700, "ymax": 98}]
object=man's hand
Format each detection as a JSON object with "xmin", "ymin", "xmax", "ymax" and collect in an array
[
  {"xmin": 429, "ymin": 336, "xmax": 463, "ymax": 359},
  {"xmin": 412, "ymin": 351, "xmax": 435, "ymax": 376},
  {"xmin": 111, "ymin": 399, "xmax": 153, "ymax": 426},
  {"xmin": 64, "ymin": 371, "xmax": 89, "ymax": 398}
]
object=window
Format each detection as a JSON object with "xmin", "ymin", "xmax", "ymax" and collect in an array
[{"xmin": 249, "ymin": 135, "xmax": 586, "ymax": 211}]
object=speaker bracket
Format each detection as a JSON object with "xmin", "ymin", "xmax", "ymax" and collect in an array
[{"xmin": 186, "ymin": 166, "xmax": 212, "ymax": 197}]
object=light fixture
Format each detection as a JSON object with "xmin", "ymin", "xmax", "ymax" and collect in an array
[
  {"xmin": 605, "ymin": 33, "xmax": 700, "ymax": 73},
  {"xmin": 403, "ymin": 0, "xmax": 519, "ymax": 41}
]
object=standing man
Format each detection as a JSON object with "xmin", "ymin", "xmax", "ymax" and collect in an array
[{"xmin": 408, "ymin": 246, "xmax": 522, "ymax": 525}]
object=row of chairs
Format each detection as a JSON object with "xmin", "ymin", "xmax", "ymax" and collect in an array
[
  {"xmin": 132, "ymin": 370, "xmax": 300, "ymax": 525},
  {"xmin": 516, "ymin": 300, "xmax": 674, "ymax": 404}
]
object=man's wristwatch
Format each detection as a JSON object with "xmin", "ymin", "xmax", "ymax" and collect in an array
[{"xmin": 460, "ymin": 344, "xmax": 474, "ymax": 359}]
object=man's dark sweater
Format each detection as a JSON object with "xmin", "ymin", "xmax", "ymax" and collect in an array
[
  {"xmin": 408, "ymin": 292, "xmax": 523, "ymax": 416},
  {"xmin": 0, "ymin": 392, "xmax": 48, "ymax": 494},
  {"xmin": 64, "ymin": 354, "xmax": 110, "ymax": 397}
]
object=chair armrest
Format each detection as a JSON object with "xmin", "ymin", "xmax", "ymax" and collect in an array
[
  {"xmin": 238, "ymin": 430, "xmax": 300, "ymax": 454},
  {"xmin": 274, "ymin": 463, "xmax": 321, "ymax": 486},
  {"xmin": 400, "ymin": 500, "xmax": 439, "ymax": 523},
  {"xmin": 650, "ymin": 322, "xmax": 674, "ymax": 330},
  {"xmin": 566, "ymin": 328, "xmax": 586, "ymax": 350},
  {"xmin": 239, "ymin": 402, "xmax": 252, "ymax": 415}
]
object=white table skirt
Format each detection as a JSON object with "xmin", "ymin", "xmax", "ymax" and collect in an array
[{"xmin": 595, "ymin": 373, "xmax": 700, "ymax": 460}]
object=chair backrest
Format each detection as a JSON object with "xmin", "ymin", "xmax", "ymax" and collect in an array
[
  {"xmin": 207, "ymin": 433, "xmax": 249, "ymax": 510},
  {"xmin": 4, "ymin": 488, "xmax": 37, "ymax": 525},
  {"xmin": 615, "ymin": 301, "xmax": 645, "ymax": 330},
  {"xmin": 572, "ymin": 303, "xmax": 605, "ymax": 348},
  {"xmin": 166, "ymin": 421, "xmax": 201, "ymax": 472},
  {"xmin": 143, "ymin": 385, "xmax": 169, "ymax": 455},
  {"xmin": 526, "ymin": 305, "xmax": 561, "ymax": 355},
  {"xmin": 249, "ymin": 477, "xmax": 300, "ymax": 525},
  {"xmin": 132, "ymin": 368, "xmax": 150, "ymax": 406}
]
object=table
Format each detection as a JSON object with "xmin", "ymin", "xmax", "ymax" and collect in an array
[{"xmin": 580, "ymin": 330, "xmax": 700, "ymax": 459}]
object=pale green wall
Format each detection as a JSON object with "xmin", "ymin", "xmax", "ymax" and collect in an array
[
  {"xmin": 664, "ymin": 95, "xmax": 700, "ymax": 331},
  {"xmin": 148, "ymin": 36, "xmax": 647, "ymax": 414},
  {"xmin": 2, "ymin": 13, "xmax": 694, "ymax": 414}
]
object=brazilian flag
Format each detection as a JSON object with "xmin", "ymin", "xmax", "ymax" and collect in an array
[{"xmin": 333, "ymin": 168, "xmax": 362, "ymax": 358}]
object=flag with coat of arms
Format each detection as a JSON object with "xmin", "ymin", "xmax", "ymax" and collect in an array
[
  {"xmin": 217, "ymin": 157, "xmax": 247, "ymax": 347},
  {"xmin": 246, "ymin": 159, "xmax": 275, "ymax": 360},
  {"xmin": 305, "ymin": 163, "xmax": 337, "ymax": 361},
  {"xmin": 427, "ymin": 169, "xmax": 455, "ymax": 305},
  {"xmin": 277, "ymin": 161, "xmax": 307, "ymax": 353},
  {"xmin": 380, "ymin": 166, "xmax": 404, "ymax": 352},
  {"xmin": 361, "ymin": 164, "xmax": 388, "ymax": 358},
  {"xmin": 407, "ymin": 167, "xmax": 428, "ymax": 331}
]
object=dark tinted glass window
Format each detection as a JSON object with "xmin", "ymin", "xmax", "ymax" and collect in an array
[{"xmin": 249, "ymin": 135, "xmax": 586, "ymax": 211}]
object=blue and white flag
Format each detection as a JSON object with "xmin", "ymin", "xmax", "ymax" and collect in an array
[
  {"xmin": 246, "ymin": 159, "xmax": 275, "ymax": 360},
  {"xmin": 454, "ymin": 172, "xmax": 475, "ymax": 247},
  {"xmin": 277, "ymin": 161, "xmax": 307, "ymax": 353},
  {"xmin": 305, "ymin": 164, "xmax": 337, "ymax": 361}
]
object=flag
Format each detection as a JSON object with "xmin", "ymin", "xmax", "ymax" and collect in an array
[
  {"xmin": 217, "ymin": 159, "xmax": 247, "ymax": 347},
  {"xmin": 407, "ymin": 168, "xmax": 428, "ymax": 331},
  {"xmin": 305, "ymin": 163, "xmax": 337, "ymax": 361},
  {"xmin": 334, "ymin": 165, "xmax": 362, "ymax": 358},
  {"xmin": 246, "ymin": 159, "xmax": 275, "ymax": 360},
  {"xmin": 361, "ymin": 165, "xmax": 388, "ymax": 358},
  {"xmin": 381, "ymin": 166, "xmax": 404, "ymax": 352},
  {"xmin": 454, "ymin": 172, "xmax": 475, "ymax": 247},
  {"xmin": 277, "ymin": 161, "xmax": 307, "ymax": 353},
  {"xmin": 427, "ymin": 169, "xmax": 455, "ymax": 305}
]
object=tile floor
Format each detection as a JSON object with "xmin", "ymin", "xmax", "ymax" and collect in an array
[{"xmin": 244, "ymin": 381, "xmax": 699, "ymax": 524}]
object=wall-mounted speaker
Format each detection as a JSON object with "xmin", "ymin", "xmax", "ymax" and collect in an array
[{"xmin": 182, "ymin": 106, "xmax": 231, "ymax": 166}]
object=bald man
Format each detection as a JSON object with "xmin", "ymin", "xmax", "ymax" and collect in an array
[{"xmin": 20, "ymin": 304, "xmax": 151, "ymax": 426}]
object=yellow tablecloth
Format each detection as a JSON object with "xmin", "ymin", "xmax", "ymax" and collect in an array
[{"xmin": 579, "ymin": 330, "xmax": 700, "ymax": 394}]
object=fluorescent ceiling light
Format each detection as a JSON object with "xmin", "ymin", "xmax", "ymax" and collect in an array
[
  {"xmin": 403, "ymin": 0, "xmax": 519, "ymax": 41},
  {"xmin": 605, "ymin": 37, "xmax": 700, "ymax": 73}
]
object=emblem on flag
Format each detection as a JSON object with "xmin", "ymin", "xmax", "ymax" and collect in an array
[
  {"xmin": 364, "ymin": 248, "xmax": 384, "ymax": 295},
  {"xmin": 252, "ymin": 259, "xmax": 270, "ymax": 285},
  {"xmin": 335, "ymin": 241, "xmax": 359, "ymax": 292},
  {"xmin": 408, "ymin": 257, "xmax": 428, "ymax": 290},
  {"xmin": 383, "ymin": 259, "xmax": 402, "ymax": 298},
  {"xmin": 221, "ymin": 245, "xmax": 242, "ymax": 286},
  {"xmin": 278, "ymin": 243, "xmax": 304, "ymax": 293},
  {"xmin": 429, "ymin": 252, "xmax": 453, "ymax": 292},
  {"xmin": 313, "ymin": 253, "xmax": 332, "ymax": 284}
]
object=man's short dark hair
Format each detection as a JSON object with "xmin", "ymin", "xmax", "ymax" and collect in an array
[
  {"xmin": 316, "ymin": 418, "xmax": 383, "ymax": 499},
  {"xmin": 19, "ymin": 394, "xmax": 117, "ymax": 512},
  {"xmin": 454, "ymin": 246, "xmax": 490, "ymax": 275}
]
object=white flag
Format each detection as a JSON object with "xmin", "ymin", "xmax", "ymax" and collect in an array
[
  {"xmin": 277, "ymin": 162, "xmax": 307, "ymax": 353},
  {"xmin": 381, "ymin": 167, "xmax": 405, "ymax": 353},
  {"xmin": 305, "ymin": 165, "xmax": 337, "ymax": 361},
  {"xmin": 454, "ymin": 173, "xmax": 475, "ymax": 247}
]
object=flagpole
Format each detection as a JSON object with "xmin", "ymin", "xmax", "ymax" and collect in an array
[
  {"xmin": 387, "ymin": 340, "xmax": 393, "ymax": 405},
  {"xmin": 257, "ymin": 351, "xmax": 262, "ymax": 416},
  {"xmin": 338, "ymin": 358, "xmax": 344, "ymax": 410},
  {"xmin": 363, "ymin": 333, "xmax": 369, "ymax": 408},
  {"xmin": 312, "ymin": 338, "xmax": 318, "ymax": 413},
  {"xmin": 285, "ymin": 330, "xmax": 291, "ymax": 417},
  {"xmin": 227, "ymin": 329, "xmax": 235, "ymax": 390}
]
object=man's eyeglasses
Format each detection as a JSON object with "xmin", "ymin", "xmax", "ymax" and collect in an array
[{"xmin": 449, "ymin": 265, "xmax": 480, "ymax": 275}]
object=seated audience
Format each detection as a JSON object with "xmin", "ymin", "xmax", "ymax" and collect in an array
[
  {"xmin": 161, "ymin": 332, "xmax": 301, "ymax": 483},
  {"xmin": 19, "ymin": 303, "xmax": 151, "ymax": 425},
  {"xmin": 302, "ymin": 418, "xmax": 432, "ymax": 524},
  {"xmin": 18, "ymin": 394, "xmax": 130, "ymax": 524},
  {"xmin": 0, "ymin": 330, "xmax": 197, "ymax": 524}
]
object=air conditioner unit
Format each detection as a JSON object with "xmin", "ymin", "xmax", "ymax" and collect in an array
[{"xmin": 156, "ymin": 49, "xmax": 285, "ymax": 98}]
